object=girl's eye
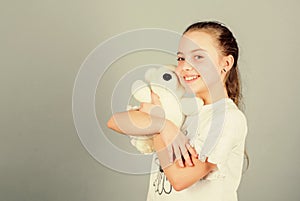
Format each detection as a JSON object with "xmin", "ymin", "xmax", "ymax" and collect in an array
[
  {"xmin": 177, "ymin": 57, "xmax": 185, "ymax": 61},
  {"xmin": 194, "ymin": 55, "xmax": 203, "ymax": 60}
]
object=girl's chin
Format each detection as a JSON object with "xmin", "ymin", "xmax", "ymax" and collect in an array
[
  {"xmin": 184, "ymin": 86, "xmax": 201, "ymax": 94},
  {"xmin": 183, "ymin": 84, "xmax": 207, "ymax": 95},
  {"xmin": 183, "ymin": 81, "xmax": 202, "ymax": 90}
]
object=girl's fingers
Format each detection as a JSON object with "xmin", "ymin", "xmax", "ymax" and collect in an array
[
  {"xmin": 186, "ymin": 143, "xmax": 198, "ymax": 158},
  {"xmin": 177, "ymin": 133, "xmax": 194, "ymax": 166},
  {"xmin": 174, "ymin": 146, "xmax": 184, "ymax": 168},
  {"xmin": 180, "ymin": 145, "xmax": 193, "ymax": 167},
  {"xmin": 151, "ymin": 91, "xmax": 161, "ymax": 105},
  {"xmin": 140, "ymin": 102, "xmax": 165, "ymax": 118},
  {"xmin": 139, "ymin": 102, "xmax": 153, "ymax": 114},
  {"xmin": 183, "ymin": 152, "xmax": 193, "ymax": 167},
  {"xmin": 176, "ymin": 158, "xmax": 184, "ymax": 168}
]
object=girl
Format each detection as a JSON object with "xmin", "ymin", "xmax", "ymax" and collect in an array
[{"xmin": 107, "ymin": 21, "xmax": 248, "ymax": 201}]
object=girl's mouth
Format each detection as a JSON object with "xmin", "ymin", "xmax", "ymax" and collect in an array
[{"xmin": 183, "ymin": 74, "xmax": 200, "ymax": 82}]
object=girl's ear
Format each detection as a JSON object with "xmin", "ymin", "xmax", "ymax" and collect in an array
[{"xmin": 222, "ymin": 55, "xmax": 234, "ymax": 72}]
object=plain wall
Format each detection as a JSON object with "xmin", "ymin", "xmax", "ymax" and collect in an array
[{"xmin": 1, "ymin": 0, "xmax": 300, "ymax": 200}]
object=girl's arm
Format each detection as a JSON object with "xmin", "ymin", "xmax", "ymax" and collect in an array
[
  {"xmin": 107, "ymin": 91, "xmax": 197, "ymax": 168},
  {"xmin": 107, "ymin": 110, "xmax": 216, "ymax": 186},
  {"xmin": 107, "ymin": 109, "xmax": 197, "ymax": 168},
  {"xmin": 107, "ymin": 110, "xmax": 165, "ymax": 136},
  {"xmin": 153, "ymin": 123, "xmax": 217, "ymax": 192}
]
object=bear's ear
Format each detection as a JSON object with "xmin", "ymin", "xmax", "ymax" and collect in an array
[
  {"xmin": 163, "ymin": 64, "xmax": 177, "ymax": 72},
  {"xmin": 145, "ymin": 68, "xmax": 157, "ymax": 82}
]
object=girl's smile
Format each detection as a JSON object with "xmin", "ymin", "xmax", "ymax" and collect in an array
[{"xmin": 183, "ymin": 74, "xmax": 201, "ymax": 82}]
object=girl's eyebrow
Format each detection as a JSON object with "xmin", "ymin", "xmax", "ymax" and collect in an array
[{"xmin": 177, "ymin": 48, "xmax": 207, "ymax": 55}]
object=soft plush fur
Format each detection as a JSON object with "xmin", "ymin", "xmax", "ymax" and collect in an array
[{"xmin": 128, "ymin": 65, "xmax": 204, "ymax": 154}]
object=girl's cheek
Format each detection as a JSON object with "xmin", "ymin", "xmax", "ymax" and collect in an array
[{"xmin": 175, "ymin": 63, "xmax": 182, "ymax": 73}]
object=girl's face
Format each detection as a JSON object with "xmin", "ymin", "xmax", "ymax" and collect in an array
[{"xmin": 176, "ymin": 31, "xmax": 228, "ymax": 100}]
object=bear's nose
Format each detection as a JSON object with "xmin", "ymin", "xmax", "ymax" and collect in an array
[{"xmin": 163, "ymin": 73, "xmax": 172, "ymax": 81}]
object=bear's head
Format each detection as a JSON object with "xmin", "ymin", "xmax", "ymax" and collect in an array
[{"xmin": 144, "ymin": 65, "xmax": 185, "ymax": 98}]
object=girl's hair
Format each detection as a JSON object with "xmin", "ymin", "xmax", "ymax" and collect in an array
[
  {"xmin": 183, "ymin": 21, "xmax": 242, "ymax": 109},
  {"xmin": 183, "ymin": 21, "xmax": 249, "ymax": 170}
]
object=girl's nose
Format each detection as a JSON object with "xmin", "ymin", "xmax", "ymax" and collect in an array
[
  {"xmin": 176, "ymin": 61, "xmax": 194, "ymax": 74},
  {"xmin": 182, "ymin": 63, "xmax": 193, "ymax": 71}
]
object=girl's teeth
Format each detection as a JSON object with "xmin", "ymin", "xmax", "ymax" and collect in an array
[{"xmin": 185, "ymin": 75, "xmax": 199, "ymax": 81}]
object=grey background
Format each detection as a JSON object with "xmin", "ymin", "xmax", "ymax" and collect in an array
[{"xmin": 1, "ymin": 0, "xmax": 299, "ymax": 200}]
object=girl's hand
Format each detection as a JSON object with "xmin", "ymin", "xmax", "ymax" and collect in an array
[
  {"xmin": 140, "ymin": 91, "xmax": 198, "ymax": 167},
  {"xmin": 160, "ymin": 120, "xmax": 198, "ymax": 168},
  {"xmin": 139, "ymin": 103, "xmax": 165, "ymax": 120},
  {"xmin": 139, "ymin": 90, "xmax": 163, "ymax": 111}
]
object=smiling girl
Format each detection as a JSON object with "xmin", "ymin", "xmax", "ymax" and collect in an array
[{"xmin": 107, "ymin": 21, "xmax": 248, "ymax": 201}]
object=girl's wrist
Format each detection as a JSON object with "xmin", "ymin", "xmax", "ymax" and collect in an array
[
  {"xmin": 158, "ymin": 119, "xmax": 171, "ymax": 133},
  {"xmin": 153, "ymin": 134, "xmax": 167, "ymax": 152}
]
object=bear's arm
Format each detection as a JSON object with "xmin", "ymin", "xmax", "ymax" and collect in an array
[{"xmin": 107, "ymin": 110, "xmax": 165, "ymax": 136}]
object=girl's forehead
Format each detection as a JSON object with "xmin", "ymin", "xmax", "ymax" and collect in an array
[{"xmin": 178, "ymin": 31, "xmax": 217, "ymax": 54}]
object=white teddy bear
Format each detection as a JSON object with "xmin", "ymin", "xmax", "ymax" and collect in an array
[{"xmin": 128, "ymin": 64, "xmax": 204, "ymax": 154}]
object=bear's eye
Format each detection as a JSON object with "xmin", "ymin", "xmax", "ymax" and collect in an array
[{"xmin": 163, "ymin": 73, "xmax": 172, "ymax": 81}]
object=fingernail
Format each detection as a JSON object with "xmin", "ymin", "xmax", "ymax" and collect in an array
[
  {"xmin": 189, "ymin": 162, "xmax": 193, "ymax": 166},
  {"xmin": 180, "ymin": 162, "xmax": 184, "ymax": 167}
]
